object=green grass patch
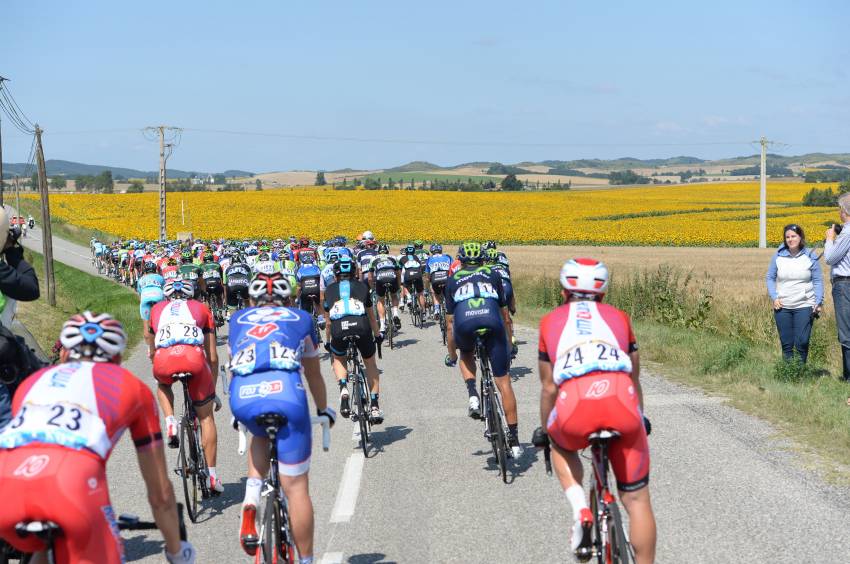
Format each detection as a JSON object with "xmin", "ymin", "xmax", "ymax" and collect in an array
[
  {"xmin": 16, "ymin": 198, "xmax": 118, "ymax": 246},
  {"xmin": 16, "ymin": 249, "xmax": 142, "ymax": 354},
  {"xmin": 514, "ymin": 266, "xmax": 850, "ymax": 477}
]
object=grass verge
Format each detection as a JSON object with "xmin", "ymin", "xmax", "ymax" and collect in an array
[
  {"xmin": 513, "ymin": 269, "xmax": 850, "ymax": 479},
  {"xmin": 16, "ymin": 248, "xmax": 142, "ymax": 354}
]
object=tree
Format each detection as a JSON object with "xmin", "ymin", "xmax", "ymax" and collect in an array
[
  {"xmin": 50, "ymin": 176, "xmax": 67, "ymax": 190},
  {"xmin": 30, "ymin": 173, "xmax": 38, "ymax": 190},
  {"xmin": 213, "ymin": 174, "xmax": 226, "ymax": 185},
  {"xmin": 315, "ymin": 171, "xmax": 327, "ymax": 186},
  {"xmin": 255, "ymin": 178, "xmax": 263, "ymax": 190},
  {"xmin": 126, "ymin": 180, "xmax": 144, "ymax": 193},
  {"xmin": 500, "ymin": 173, "xmax": 523, "ymax": 191},
  {"xmin": 94, "ymin": 171, "xmax": 114, "ymax": 193}
]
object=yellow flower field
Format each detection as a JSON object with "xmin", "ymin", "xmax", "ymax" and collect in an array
[{"xmin": 28, "ymin": 182, "xmax": 839, "ymax": 246}]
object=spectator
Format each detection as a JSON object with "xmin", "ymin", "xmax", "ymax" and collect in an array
[
  {"xmin": 825, "ymin": 193, "xmax": 850, "ymax": 380},
  {"xmin": 766, "ymin": 224, "xmax": 823, "ymax": 363},
  {"xmin": 0, "ymin": 207, "xmax": 41, "ymax": 430}
]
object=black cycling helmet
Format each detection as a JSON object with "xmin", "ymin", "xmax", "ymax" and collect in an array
[
  {"xmin": 458, "ymin": 241, "xmax": 483, "ymax": 264},
  {"xmin": 143, "ymin": 261, "xmax": 158, "ymax": 274},
  {"xmin": 202, "ymin": 251, "xmax": 214, "ymax": 263},
  {"xmin": 403, "ymin": 244, "xmax": 415, "ymax": 256},
  {"xmin": 483, "ymin": 240, "xmax": 497, "ymax": 251},
  {"xmin": 181, "ymin": 251, "xmax": 193, "ymax": 263},
  {"xmin": 333, "ymin": 255, "xmax": 355, "ymax": 278},
  {"xmin": 377, "ymin": 243, "xmax": 389, "ymax": 254},
  {"xmin": 430, "ymin": 244, "xmax": 442, "ymax": 254}
]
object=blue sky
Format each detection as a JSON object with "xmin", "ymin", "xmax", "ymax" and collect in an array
[{"xmin": 1, "ymin": 0, "xmax": 847, "ymax": 172}]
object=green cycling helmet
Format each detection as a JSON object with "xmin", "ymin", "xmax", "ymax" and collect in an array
[
  {"xmin": 181, "ymin": 251, "xmax": 193, "ymax": 263},
  {"xmin": 458, "ymin": 241, "xmax": 483, "ymax": 264},
  {"xmin": 484, "ymin": 248, "xmax": 499, "ymax": 263}
]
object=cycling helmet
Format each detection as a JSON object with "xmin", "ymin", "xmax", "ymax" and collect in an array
[
  {"xmin": 363, "ymin": 230, "xmax": 374, "ymax": 241},
  {"xmin": 483, "ymin": 240, "xmax": 497, "ymax": 251},
  {"xmin": 202, "ymin": 252, "xmax": 214, "ymax": 263},
  {"xmin": 143, "ymin": 261, "xmax": 158, "ymax": 274},
  {"xmin": 181, "ymin": 251, "xmax": 193, "ymax": 263},
  {"xmin": 485, "ymin": 248, "xmax": 500, "ymax": 263},
  {"xmin": 403, "ymin": 244, "xmax": 415, "ymax": 256},
  {"xmin": 301, "ymin": 253, "xmax": 315, "ymax": 265},
  {"xmin": 164, "ymin": 279, "xmax": 195, "ymax": 300},
  {"xmin": 333, "ymin": 255, "xmax": 355, "ymax": 278},
  {"xmin": 299, "ymin": 237, "xmax": 310, "ymax": 248},
  {"xmin": 166, "ymin": 257, "xmax": 178, "ymax": 266},
  {"xmin": 458, "ymin": 241, "xmax": 483, "ymax": 264},
  {"xmin": 258, "ymin": 252, "xmax": 270, "ymax": 261},
  {"xmin": 414, "ymin": 240, "xmax": 424, "ymax": 250},
  {"xmin": 559, "ymin": 258, "xmax": 609, "ymax": 298},
  {"xmin": 377, "ymin": 243, "xmax": 389, "ymax": 254},
  {"xmin": 60, "ymin": 311, "xmax": 127, "ymax": 363},
  {"xmin": 364, "ymin": 239, "xmax": 377, "ymax": 248},
  {"xmin": 249, "ymin": 272, "xmax": 292, "ymax": 303},
  {"xmin": 430, "ymin": 244, "xmax": 442, "ymax": 254},
  {"xmin": 325, "ymin": 251, "xmax": 339, "ymax": 264}
]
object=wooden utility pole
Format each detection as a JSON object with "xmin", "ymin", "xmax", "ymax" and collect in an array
[
  {"xmin": 35, "ymin": 125, "xmax": 56, "ymax": 305},
  {"xmin": 758, "ymin": 136, "xmax": 768, "ymax": 249},
  {"xmin": 0, "ymin": 75, "xmax": 6, "ymax": 208},
  {"xmin": 143, "ymin": 125, "xmax": 180, "ymax": 242},
  {"xmin": 13, "ymin": 175, "xmax": 20, "ymax": 216}
]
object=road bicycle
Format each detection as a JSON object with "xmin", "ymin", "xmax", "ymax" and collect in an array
[
  {"xmin": 7, "ymin": 504, "xmax": 187, "ymax": 564},
  {"xmin": 436, "ymin": 300, "xmax": 447, "ymax": 345},
  {"xmin": 205, "ymin": 287, "xmax": 226, "ymax": 328},
  {"xmin": 540, "ymin": 431, "xmax": 634, "ymax": 564},
  {"xmin": 172, "ymin": 372, "xmax": 212, "ymax": 523},
  {"xmin": 475, "ymin": 330, "xmax": 511, "ymax": 483},
  {"xmin": 344, "ymin": 334, "xmax": 379, "ymax": 455},
  {"xmin": 406, "ymin": 288, "xmax": 425, "ymax": 328},
  {"xmin": 380, "ymin": 284, "xmax": 396, "ymax": 350},
  {"xmin": 252, "ymin": 413, "xmax": 330, "ymax": 564}
]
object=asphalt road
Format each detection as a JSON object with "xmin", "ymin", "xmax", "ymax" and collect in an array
[{"xmin": 14, "ymin": 218, "xmax": 850, "ymax": 563}]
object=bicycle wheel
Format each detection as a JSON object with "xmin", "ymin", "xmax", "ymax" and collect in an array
[
  {"xmin": 261, "ymin": 496, "xmax": 285, "ymax": 564},
  {"xmin": 356, "ymin": 373, "xmax": 370, "ymax": 454},
  {"xmin": 194, "ymin": 421, "xmax": 211, "ymax": 499},
  {"xmin": 440, "ymin": 308, "xmax": 447, "ymax": 345},
  {"xmin": 179, "ymin": 416, "xmax": 200, "ymax": 523},
  {"xmin": 589, "ymin": 487, "xmax": 604, "ymax": 564},
  {"xmin": 490, "ymin": 388, "xmax": 508, "ymax": 483},
  {"xmin": 608, "ymin": 502, "xmax": 633, "ymax": 564}
]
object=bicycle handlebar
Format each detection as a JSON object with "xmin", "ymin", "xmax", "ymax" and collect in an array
[{"xmin": 310, "ymin": 415, "xmax": 332, "ymax": 452}]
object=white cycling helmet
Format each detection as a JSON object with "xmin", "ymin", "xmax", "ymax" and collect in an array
[
  {"xmin": 249, "ymin": 272, "xmax": 293, "ymax": 303},
  {"xmin": 60, "ymin": 311, "xmax": 127, "ymax": 362},
  {"xmin": 164, "ymin": 278, "xmax": 195, "ymax": 300},
  {"xmin": 362, "ymin": 230, "xmax": 374, "ymax": 241},
  {"xmin": 559, "ymin": 258, "xmax": 609, "ymax": 297}
]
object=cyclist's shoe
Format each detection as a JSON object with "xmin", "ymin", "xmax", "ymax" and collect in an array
[
  {"xmin": 165, "ymin": 416, "xmax": 179, "ymax": 449},
  {"xmin": 508, "ymin": 431, "xmax": 523, "ymax": 459},
  {"xmin": 572, "ymin": 508, "xmax": 594, "ymax": 561},
  {"xmin": 468, "ymin": 395, "xmax": 481, "ymax": 419},
  {"xmin": 399, "ymin": 302, "xmax": 405, "ymax": 312},
  {"xmin": 239, "ymin": 504, "xmax": 259, "ymax": 556},
  {"xmin": 393, "ymin": 315, "xmax": 402, "ymax": 330},
  {"xmin": 445, "ymin": 354, "xmax": 457, "ymax": 368},
  {"xmin": 369, "ymin": 406, "xmax": 384, "ymax": 425},
  {"xmin": 213, "ymin": 394, "xmax": 223, "ymax": 412},
  {"xmin": 339, "ymin": 388, "xmax": 351, "ymax": 418},
  {"xmin": 317, "ymin": 315, "xmax": 326, "ymax": 330},
  {"xmin": 434, "ymin": 309, "xmax": 441, "ymax": 321},
  {"xmin": 511, "ymin": 339, "xmax": 519, "ymax": 359},
  {"xmin": 210, "ymin": 476, "xmax": 224, "ymax": 496}
]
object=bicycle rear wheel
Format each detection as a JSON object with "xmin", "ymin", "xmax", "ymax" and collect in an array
[
  {"xmin": 490, "ymin": 388, "xmax": 508, "ymax": 483},
  {"xmin": 179, "ymin": 416, "xmax": 200, "ymax": 523},
  {"xmin": 260, "ymin": 496, "xmax": 288, "ymax": 564},
  {"xmin": 608, "ymin": 502, "xmax": 633, "ymax": 564},
  {"xmin": 356, "ymin": 373, "xmax": 370, "ymax": 454},
  {"xmin": 589, "ymin": 487, "xmax": 604, "ymax": 564},
  {"xmin": 194, "ymin": 421, "xmax": 211, "ymax": 499}
]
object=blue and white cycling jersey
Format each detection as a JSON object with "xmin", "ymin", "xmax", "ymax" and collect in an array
[
  {"xmin": 137, "ymin": 273, "xmax": 165, "ymax": 321},
  {"xmin": 296, "ymin": 263, "xmax": 321, "ymax": 282},
  {"xmin": 426, "ymin": 253, "xmax": 452, "ymax": 274},
  {"xmin": 93, "ymin": 243, "xmax": 106, "ymax": 256},
  {"xmin": 320, "ymin": 263, "xmax": 336, "ymax": 291},
  {"xmin": 228, "ymin": 306, "xmax": 318, "ymax": 376}
]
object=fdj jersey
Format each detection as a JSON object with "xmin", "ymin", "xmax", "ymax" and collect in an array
[{"xmin": 228, "ymin": 306, "xmax": 317, "ymax": 376}]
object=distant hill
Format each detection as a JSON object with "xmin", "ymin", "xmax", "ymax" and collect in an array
[
  {"xmin": 0, "ymin": 159, "xmax": 253, "ymax": 179},
  {"xmin": 540, "ymin": 156, "xmax": 706, "ymax": 170},
  {"xmin": 385, "ymin": 161, "xmax": 444, "ymax": 172}
]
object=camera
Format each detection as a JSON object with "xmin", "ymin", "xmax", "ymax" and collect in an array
[
  {"xmin": 835, "ymin": 224, "xmax": 844, "ymax": 236},
  {"xmin": 7, "ymin": 226, "xmax": 21, "ymax": 244}
]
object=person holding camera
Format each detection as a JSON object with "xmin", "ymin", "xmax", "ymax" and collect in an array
[
  {"xmin": 766, "ymin": 224, "xmax": 823, "ymax": 364},
  {"xmin": 825, "ymin": 193, "xmax": 850, "ymax": 380},
  {"xmin": 0, "ymin": 208, "xmax": 41, "ymax": 430}
]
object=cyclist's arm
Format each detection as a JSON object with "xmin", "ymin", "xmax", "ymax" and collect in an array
[
  {"xmin": 367, "ymin": 305, "xmax": 379, "ymax": 337},
  {"xmin": 302, "ymin": 352, "xmax": 327, "ymax": 412},
  {"xmin": 204, "ymin": 330, "xmax": 218, "ymax": 376},
  {"xmin": 538, "ymin": 360, "xmax": 557, "ymax": 431},
  {"xmin": 136, "ymin": 444, "xmax": 183, "ymax": 555},
  {"xmin": 630, "ymin": 351, "xmax": 643, "ymax": 411}
]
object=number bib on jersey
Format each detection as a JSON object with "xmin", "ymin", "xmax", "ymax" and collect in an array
[
  {"xmin": 0, "ymin": 402, "xmax": 111, "ymax": 457},
  {"xmin": 328, "ymin": 299, "xmax": 366, "ymax": 320},
  {"xmin": 554, "ymin": 340, "xmax": 632, "ymax": 383},
  {"xmin": 155, "ymin": 323, "xmax": 203, "ymax": 348},
  {"xmin": 202, "ymin": 269, "xmax": 221, "ymax": 280}
]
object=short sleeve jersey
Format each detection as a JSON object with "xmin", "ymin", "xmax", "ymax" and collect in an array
[
  {"xmin": 228, "ymin": 306, "xmax": 319, "ymax": 376},
  {"xmin": 444, "ymin": 265, "xmax": 506, "ymax": 316},
  {"xmin": 323, "ymin": 279, "xmax": 373, "ymax": 320},
  {"xmin": 225, "ymin": 263, "xmax": 251, "ymax": 286},
  {"xmin": 0, "ymin": 361, "xmax": 161, "ymax": 459},
  {"xmin": 150, "ymin": 299, "xmax": 214, "ymax": 349},
  {"xmin": 137, "ymin": 273, "xmax": 165, "ymax": 292},
  {"xmin": 426, "ymin": 254, "xmax": 452, "ymax": 284},
  {"xmin": 538, "ymin": 301, "xmax": 638, "ymax": 385}
]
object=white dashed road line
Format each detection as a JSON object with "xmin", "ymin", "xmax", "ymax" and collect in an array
[{"xmin": 329, "ymin": 453, "xmax": 365, "ymax": 523}]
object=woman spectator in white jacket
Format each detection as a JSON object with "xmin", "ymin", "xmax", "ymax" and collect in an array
[{"xmin": 766, "ymin": 224, "xmax": 823, "ymax": 363}]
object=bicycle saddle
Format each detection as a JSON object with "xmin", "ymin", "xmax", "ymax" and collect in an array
[
  {"xmin": 255, "ymin": 413, "xmax": 288, "ymax": 430},
  {"xmin": 587, "ymin": 430, "xmax": 621, "ymax": 442},
  {"xmin": 15, "ymin": 521, "xmax": 62, "ymax": 540},
  {"xmin": 171, "ymin": 372, "xmax": 193, "ymax": 380}
]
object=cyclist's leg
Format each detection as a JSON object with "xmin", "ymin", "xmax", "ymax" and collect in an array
[
  {"xmin": 358, "ymin": 333, "xmax": 379, "ymax": 396},
  {"xmin": 415, "ymin": 279, "xmax": 426, "ymax": 313},
  {"xmin": 487, "ymin": 327, "xmax": 517, "ymax": 426},
  {"xmin": 280, "ymin": 472, "xmax": 314, "ymax": 558},
  {"xmin": 619, "ymin": 488, "xmax": 656, "ymax": 564},
  {"xmin": 191, "ymin": 369, "xmax": 218, "ymax": 472},
  {"xmin": 375, "ymin": 283, "xmax": 388, "ymax": 331}
]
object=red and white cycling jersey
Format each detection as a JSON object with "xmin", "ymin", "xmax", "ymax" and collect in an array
[
  {"xmin": 0, "ymin": 361, "xmax": 161, "ymax": 460},
  {"xmin": 538, "ymin": 301, "xmax": 637, "ymax": 385},
  {"xmin": 150, "ymin": 299, "xmax": 214, "ymax": 349}
]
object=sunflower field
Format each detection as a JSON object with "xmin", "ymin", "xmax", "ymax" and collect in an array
[{"xmin": 27, "ymin": 181, "xmax": 838, "ymax": 246}]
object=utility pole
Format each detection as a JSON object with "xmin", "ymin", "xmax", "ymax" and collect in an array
[
  {"xmin": 34, "ymin": 125, "xmax": 56, "ymax": 305},
  {"xmin": 0, "ymin": 76, "xmax": 6, "ymax": 208},
  {"xmin": 143, "ymin": 125, "xmax": 180, "ymax": 242},
  {"xmin": 13, "ymin": 174, "xmax": 20, "ymax": 216},
  {"xmin": 758, "ymin": 136, "xmax": 768, "ymax": 248}
]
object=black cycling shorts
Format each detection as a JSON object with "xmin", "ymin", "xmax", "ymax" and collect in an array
[
  {"xmin": 430, "ymin": 280, "xmax": 447, "ymax": 297},
  {"xmin": 329, "ymin": 316, "xmax": 376, "ymax": 359},
  {"xmin": 226, "ymin": 283, "xmax": 249, "ymax": 306},
  {"xmin": 404, "ymin": 279, "xmax": 424, "ymax": 294},
  {"xmin": 375, "ymin": 276, "xmax": 400, "ymax": 297}
]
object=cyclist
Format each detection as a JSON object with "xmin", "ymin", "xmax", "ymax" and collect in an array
[
  {"xmin": 485, "ymin": 248, "xmax": 518, "ymax": 358},
  {"xmin": 161, "ymin": 256, "xmax": 180, "ymax": 281},
  {"xmin": 148, "ymin": 279, "xmax": 223, "ymax": 494},
  {"xmin": 535, "ymin": 259, "xmax": 655, "ymax": 563},
  {"xmin": 138, "ymin": 260, "xmax": 166, "ymax": 354},
  {"xmin": 253, "ymin": 251, "xmax": 280, "ymax": 276},
  {"xmin": 355, "ymin": 239, "xmax": 379, "ymax": 285},
  {"xmin": 224, "ymin": 254, "xmax": 252, "ymax": 314},
  {"xmin": 0, "ymin": 312, "xmax": 195, "ymax": 564},
  {"xmin": 178, "ymin": 250, "xmax": 206, "ymax": 295},
  {"xmin": 200, "ymin": 251, "xmax": 224, "ymax": 304},
  {"xmin": 398, "ymin": 244, "xmax": 426, "ymax": 317},
  {"xmin": 324, "ymin": 256, "xmax": 384, "ymax": 422},
  {"xmin": 296, "ymin": 253, "xmax": 323, "ymax": 322},
  {"xmin": 368, "ymin": 243, "xmax": 402, "ymax": 333},
  {"xmin": 229, "ymin": 272, "xmax": 336, "ymax": 560},
  {"xmin": 444, "ymin": 242, "xmax": 521, "ymax": 457},
  {"xmin": 426, "ymin": 244, "xmax": 452, "ymax": 320}
]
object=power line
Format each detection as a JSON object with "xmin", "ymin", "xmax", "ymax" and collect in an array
[{"xmin": 0, "ymin": 79, "xmax": 35, "ymax": 135}]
